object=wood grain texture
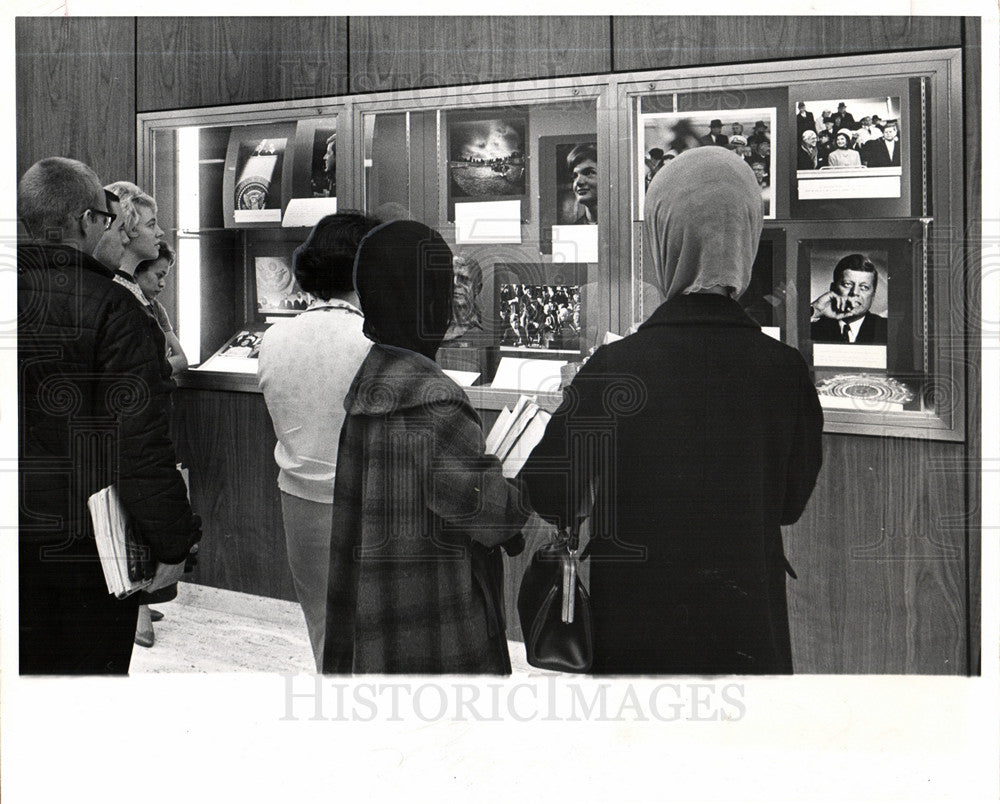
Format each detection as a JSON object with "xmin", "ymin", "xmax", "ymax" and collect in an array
[
  {"xmin": 785, "ymin": 434, "xmax": 968, "ymax": 673},
  {"xmin": 349, "ymin": 16, "xmax": 611, "ymax": 93},
  {"xmin": 171, "ymin": 389, "xmax": 296, "ymax": 602},
  {"xmin": 612, "ymin": 16, "xmax": 963, "ymax": 72},
  {"xmin": 136, "ymin": 17, "xmax": 348, "ymax": 111},
  {"xmin": 16, "ymin": 17, "xmax": 136, "ymax": 184}
]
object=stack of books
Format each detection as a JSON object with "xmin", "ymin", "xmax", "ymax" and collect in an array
[
  {"xmin": 87, "ymin": 467, "xmax": 190, "ymax": 599},
  {"xmin": 485, "ymin": 395, "xmax": 552, "ymax": 478}
]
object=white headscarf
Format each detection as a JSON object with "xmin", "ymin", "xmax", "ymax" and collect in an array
[{"xmin": 643, "ymin": 147, "xmax": 763, "ymax": 302}]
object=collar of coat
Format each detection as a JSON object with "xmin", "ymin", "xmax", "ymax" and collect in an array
[
  {"xmin": 638, "ymin": 292, "xmax": 761, "ymax": 331},
  {"xmin": 344, "ymin": 343, "xmax": 467, "ymax": 417}
]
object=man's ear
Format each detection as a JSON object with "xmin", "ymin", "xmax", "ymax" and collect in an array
[{"xmin": 75, "ymin": 209, "xmax": 91, "ymax": 239}]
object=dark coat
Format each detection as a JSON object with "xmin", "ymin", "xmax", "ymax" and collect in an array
[
  {"xmin": 796, "ymin": 110, "xmax": 816, "ymax": 138},
  {"xmin": 18, "ymin": 243, "xmax": 198, "ymax": 673},
  {"xmin": 861, "ymin": 138, "xmax": 901, "ymax": 167},
  {"xmin": 18, "ymin": 244, "xmax": 197, "ymax": 566},
  {"xmin": 520, "ymin": 294, "xmax": 823, "ymax": 675},
  {"xmin": 323, "ymin": 345, "xmax": 529, "ymax": 674},
  {"xmin": 700, "ymin": 133, "xmax": 729, "ymax": 147},
  {"xmin": 833, "ymin": 110, "xmax": 857, "ymax": 130},
  {"xmin": 797, "ymin": 146, "xmax": 822, "ymax": 170},
  {"xmin": 811, "ymin": 313, "xmax": 887, "ymax": 345}
]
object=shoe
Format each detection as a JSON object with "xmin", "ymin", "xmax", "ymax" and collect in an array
[
  {"xmin": 149, "ymin": 608, "xmax": 164, "ymax": 622},
  {"xmin": 135, "ymin": 605, "xmax": 155, "ymax": 647}
]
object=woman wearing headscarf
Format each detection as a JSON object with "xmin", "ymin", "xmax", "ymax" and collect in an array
[
  {"xmin": 322, "ymin": 220, "xmax": 530, "ymax": 675},
  {"xmin": 520, "ymin": 148, "xmax": 823, "ymax": 675}
]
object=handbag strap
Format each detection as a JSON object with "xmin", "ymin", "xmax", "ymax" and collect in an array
[{"xmin": 566, "ymin": 473, "xmax": 599, "ymax": 558}]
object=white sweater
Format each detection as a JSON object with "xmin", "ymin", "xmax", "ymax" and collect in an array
[{"xmin": 257, "ymin": 299, "xmax": 372, "ymax": 503}]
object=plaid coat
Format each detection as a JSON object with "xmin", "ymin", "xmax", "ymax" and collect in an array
[{"xmin": 322, "ymin": 345, "xmax": 530, "ymax": 674}]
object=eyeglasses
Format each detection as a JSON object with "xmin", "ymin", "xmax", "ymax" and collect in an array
[{"xmin": 80, "ymin": 207, "xmax": 117, "ymax": 231}]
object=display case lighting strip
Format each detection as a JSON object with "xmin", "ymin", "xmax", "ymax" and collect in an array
[{"xmin": 176, "ymin": 126, "xmax": 201, "ymax": 364}]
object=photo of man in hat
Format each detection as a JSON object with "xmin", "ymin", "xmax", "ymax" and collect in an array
[
  {"xmin": 700, "ymin": 118, "xmax": 729, "ymax": 147},
  {"xmin": 747, "ymin": 120, "xmax": 770, "ymax": 149}
]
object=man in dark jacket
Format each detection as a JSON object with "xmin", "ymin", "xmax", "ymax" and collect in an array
[
  {"xmin": 862, "ymin": 119, "xmax": 902, "ymax": 168},
  {"xmin": 18, "ymin": 157, "xmax": 201, "ymax": 674},
  {"xmin": 795, "ymin": 102, "xmax": 816, "ymax": 139}
]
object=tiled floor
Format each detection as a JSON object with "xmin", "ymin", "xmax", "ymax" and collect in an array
[{"xmin": 129, "ymin": 582, "xmax": 550, "ymax": 675}]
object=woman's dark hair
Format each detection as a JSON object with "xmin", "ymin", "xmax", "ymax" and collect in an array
[
  {"xmin": 135, "ymin": 241, "xmax": 175, "ymax": 275},
  {"xmin": 292, "ymin": 211, "xmax": 381, "ymax": 299},
  {"xmin": 566, "ymin": 143, "xmax": 597, "ymax": 171}
]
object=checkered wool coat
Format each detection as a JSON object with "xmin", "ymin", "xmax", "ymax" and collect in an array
[{"xmin": 322, "ymin": 345, "xmax": 530, "ymax": 674}]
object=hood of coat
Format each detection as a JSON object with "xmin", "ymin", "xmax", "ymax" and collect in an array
[{"xmin": 344, "ymin": 343, "xmax": 466, "ymax": 417}]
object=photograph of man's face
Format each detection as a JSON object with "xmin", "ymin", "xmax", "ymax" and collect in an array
[
  {"xmin": 831, "ymin": 263, "xmax": 877, "ymax": 321},
  {"xmin": 809, "ymin": 248, "xmax": 889, "ymax": 355},
  {"xmin": 312, "ymin": 128, "xmax": 336, "ymax": 198}
]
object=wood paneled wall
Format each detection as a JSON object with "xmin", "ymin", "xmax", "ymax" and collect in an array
[
  {"xmin": 785, "ymin": 437, "xmax": 968, "ymax": 673},
  {"xmin": 170, "ymin": 389, "xmax": 297, "ymax": 602},
  {"xmin": 612, "ymin": 16, "xmax": 963, "ymax": 71},
  {"xmin": 14, "ymin": 14, "xmax": 982, "ymax": 673},
  {"xmin": 136, "ymin": 17, "xmax": 348, "ymax": 111},
  {"xmin": 15, "ymin": 17, "xmax": 136, "ymax": 185},
  {"xmin": 348, "ymin": 17, "xmax": 612, "ymax": 92}
]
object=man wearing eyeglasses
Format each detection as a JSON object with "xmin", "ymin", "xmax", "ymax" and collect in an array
[
  {"xmin": 17, "ymin": 157, "xmax": 202, "ymax": 675},
  {"xmin": 92, "ymin": 189, "xmax": 129, "ymax": 270}
]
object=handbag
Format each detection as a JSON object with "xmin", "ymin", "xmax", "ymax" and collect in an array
[{"xmin": 517, "ymin": 529, "xmax": 593, "ymax": 673}]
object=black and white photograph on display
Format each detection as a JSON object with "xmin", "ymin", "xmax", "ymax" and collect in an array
[
  {"xmin": 447, "ymin": 112, "xmax": 527, "ymax": 201},
  {"xmin": 555, "ymin": 141, "xmax": 598, "ymax": 225},
  {"xmin": 287, "ymin": 118, "xmax": 338, "ymax": 200},
  {"xmin": 638, "ymin": 108, "xmax": 777, "ymax": 219},
  {"xmin": 804, "ymin": 241, "xmax": 922, "ymax": 412},
  {"xmin": 538, "ymin": 133, "xmax": 598, "ymax": 255},
  {"xmin": 794, "ymin": 96, "xmax": 903, "ymax": 200},
  {"xmin": 254, "ymin": 256, "xmax": 310, "ymax": 315},
  {"xmin": 309, "ymin": 125, "xmax": 337, "ymax": 198},
  {"xmin": 232, "ymin": 135, "xmax": 287, "ymax": 222},
  {"xmin": 808, "ymin": 246, "xmax": 889, "ymax": 350},
  {"xmin": 283, "ymin": 118, "xmax": 340, "ymax": 228},
  {"xmin": 497, "ymin": 282, "xmax": 582, "ymax": 351}
]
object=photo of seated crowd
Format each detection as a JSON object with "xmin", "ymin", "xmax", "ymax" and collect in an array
[
  {"xmin": 642, "ymin": 111, "xmax": 775, "ymax": 217},
  {"xmin": 795, "ymin": 97, "xmax": 902, "ymax": 170},
  {"xmin": 498, "ymin": 283, "xmax": 581, "ymax": 350}
]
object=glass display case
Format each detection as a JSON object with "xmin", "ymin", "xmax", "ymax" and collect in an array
[
  {"xmin": 617, "ymin": 48, "xmax": 964, "ymax": 440},
  {"xmin": 138, "ymin": 48, "xmax": 964, "ymax": 437},
  {"xmin": 140, "ymin": 99, "xmax": 349, "ymax": 375},
  {"xmin": 355, "ymin": 79, "xmax": 612, "ymax": 395}
]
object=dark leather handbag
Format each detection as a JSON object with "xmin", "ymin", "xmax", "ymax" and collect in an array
[{"xmin": 517, "ymin": 532, "xmax": 592, "ymax": 673}]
